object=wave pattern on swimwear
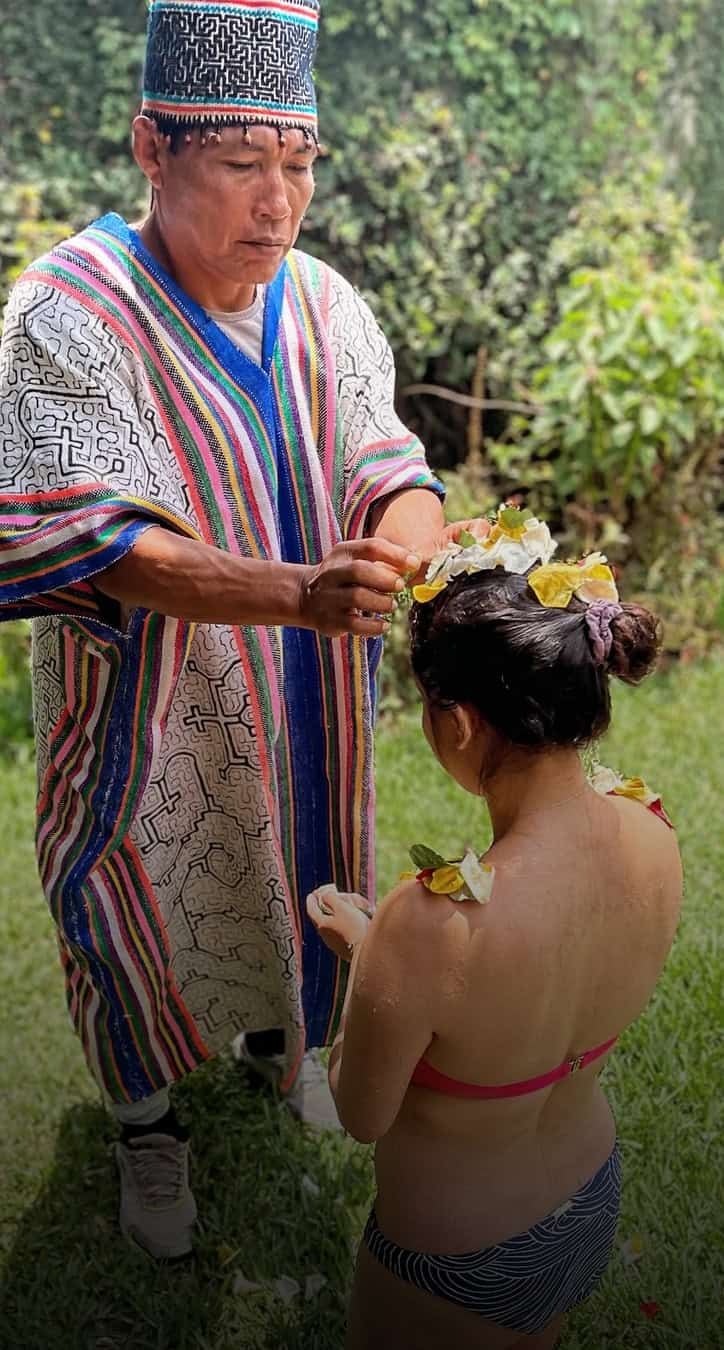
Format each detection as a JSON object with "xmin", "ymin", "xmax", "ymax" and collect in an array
[{"xmin": 364, "ymin": 1146, "xmax": 621, "ymax": 1335}]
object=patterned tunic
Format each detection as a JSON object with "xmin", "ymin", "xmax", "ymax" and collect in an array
[{"xmin": 0, "ymin": 214, "xmax": 441, "ymax": 1102}]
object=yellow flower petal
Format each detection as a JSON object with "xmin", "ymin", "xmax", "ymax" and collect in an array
[
  {"xmin": 412, "ymin": 579, "xmax": 447, "ymax": 603},
  {"xmin": 576, "ymin": 562, "xmax": 619, "ymax": 604},
  {"xmin": 529, "ymin": 559, "xmax": 619, "ymax": 608},
  {"xmin": 427, "ymin": 865, "xmax": 465, "ymax": 894},
  {"xmin": 612, "ymin": 777, "xmax": 656, "ymax": 805},
  {"xmin": 527, "ymin": 563, "xmax": 578, "ymax": 608}
]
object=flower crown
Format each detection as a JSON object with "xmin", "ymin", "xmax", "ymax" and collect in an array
[{"xmin": 412, "ymin": 505, "xmax": 620, "ymax": 613}]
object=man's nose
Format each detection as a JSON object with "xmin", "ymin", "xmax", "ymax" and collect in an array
[{"xmin": 254, "ymin": 169, "xmax": 293, "ymax": 222}]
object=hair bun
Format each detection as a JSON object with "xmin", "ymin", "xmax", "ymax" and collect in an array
[{"xmin": 608, "ymin": 604, "xmax": 661, "ymax": 684}]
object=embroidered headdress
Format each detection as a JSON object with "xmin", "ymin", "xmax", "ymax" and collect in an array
[{"xmin": 142, "ymin": 0, "xmax": 321, "ymax": 138}]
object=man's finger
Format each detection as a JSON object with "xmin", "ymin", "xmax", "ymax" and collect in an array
[
  {"xmin": 342, "ymin": 538, "xmax": 421, "ymax": 576},
  {"xmin": 345, "ymin": 560, "xmax": 409, "ymax": 595},
  {"xmin": 345, "ymin": 612, "xmax": 391, "ymax": 639},
  {"xmin": 349, "ymin": 586, "xmax": 396, "ymax": 615}
]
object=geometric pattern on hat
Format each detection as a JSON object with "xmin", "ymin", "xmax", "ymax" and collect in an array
[{"xmin": 142, "ymin": 0, "xmax": 320, "ymax": 135}]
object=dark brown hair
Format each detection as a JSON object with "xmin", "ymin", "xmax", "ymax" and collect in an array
[{"xmin": 409, "ymin": 568, "xmax": 661, "ymax": 750}]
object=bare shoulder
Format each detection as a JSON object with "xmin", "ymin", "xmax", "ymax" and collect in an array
[
  {"xmin": 606, "ymin": 796, "xmax": 683, "ymax": 946},
  {"xmin": 367, "ymin": 876, "xmax": 503, "ymax": 993},
  {"xmin": 610, "ymin": 795, "xmax": 682, "ymax": 873},
  {"xmin": 371, "ymin": 879, "xmax": 463, "ymax": 950}
]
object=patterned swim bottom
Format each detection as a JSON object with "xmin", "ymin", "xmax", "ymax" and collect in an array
[{"xmin": 363, "ymin": 1145, "xmax": 621, "ymax": 1335}]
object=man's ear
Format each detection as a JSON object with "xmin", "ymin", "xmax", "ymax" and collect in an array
[{"xmin": 132, "ymin": 115, "xmax": 166, "ymax": 190}]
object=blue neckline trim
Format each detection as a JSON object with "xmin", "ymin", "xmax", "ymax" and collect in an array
[{"xmin": 91, "ymin": 213, "xmax": 287, "ymax": 397}]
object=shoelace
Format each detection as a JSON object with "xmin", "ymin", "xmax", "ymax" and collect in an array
[{"xmin": 127, "ymin": 1141, "xmax": 187, "ymax": 1206}]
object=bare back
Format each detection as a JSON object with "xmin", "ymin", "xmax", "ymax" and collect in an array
[{"xmin": 374, "ymin": 786, "xmax": 682, "ymax": 1252}]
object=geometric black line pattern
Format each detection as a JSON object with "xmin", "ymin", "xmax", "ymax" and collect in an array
[{"xmin": 143, "ymin": 1, "xmax": 319, "ymax": 127}]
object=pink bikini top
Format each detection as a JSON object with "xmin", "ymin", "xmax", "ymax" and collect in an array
[
  {"xmin": 410, "ymin": 784, "xmax": 674, "ymax": 1101},
  {"xmin": 410, "ymin": 1035, "xmax": 619, "ymax": 1099}
]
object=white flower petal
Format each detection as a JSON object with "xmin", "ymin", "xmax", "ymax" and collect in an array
[
  {"xmin": 621, "ymin": 1233, "xmax": 646, "ymax": 1267},
  {"xmin": 272, "ymin": 1276, "xmax": 301, "ymax": 1305},
  {"xmin": 589, "ymin": 764, "xmax": 624, "ymax": 796},
  {"xmin": 522, "ymin": 520, "xmax": 558, "ymax": 563},
  {"xmin": 459, "ymin": 849, "xmax": 495, "ymax": 904},
  {"xmin": 233, "ymin": 1271, "xmax": 264, "ymax": 1296},
  {"xmin": 420, "ymin": 517, "xmax": 558, "ymax": 591},
  {"xmin": 305, "ymin": 1273, "xmax": 328, "ymax": 1301}
]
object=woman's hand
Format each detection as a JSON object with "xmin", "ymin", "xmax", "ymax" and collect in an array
[
  {"xmin": 438, "ymin": 517, "xmax": 491, "ymax": 548},
  {"xmin": 306, "ymin": 886, "xmax": 372, "ymax": 962},
  {"xmin": 406, "ymin": 518, "xmax": 492, "ymax": 583}
]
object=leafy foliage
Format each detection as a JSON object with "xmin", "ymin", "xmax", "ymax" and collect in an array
[
  {"xmin": 310, "ymin": 0, "xmax": 677, "ymax": 384},
  {"xmin": 477, "ymin": 168, "xmax": 724, "ymax": 657}
]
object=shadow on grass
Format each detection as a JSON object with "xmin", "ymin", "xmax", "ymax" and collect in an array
[{"xmin": 0, "ymin": 1056, "xmax": 373, "ymax": 1350}]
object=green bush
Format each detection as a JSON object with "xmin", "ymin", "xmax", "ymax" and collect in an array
[
  {"xmin": 311, "ymin": 0, "xmax": 677, "ymax": 387},
  {"xmin": 488, "ymin": 169, "xmax": 724, "ymax": 654},
  {"xmin": 0, "ymin": 182, "xmax": 72, "ymax": 302},
  {"xmin": 4, "ymin": 0, "xmax": 721, "ymax": 374}
]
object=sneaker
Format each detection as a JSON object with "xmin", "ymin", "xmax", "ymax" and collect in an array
[
  {"xmin": 233, "ymin": 1035, "xmax": 343, "ymax": 1133},
  {"xmin": 116, "ymin": 1133, "xmax": 197, "ymax": 1260}
]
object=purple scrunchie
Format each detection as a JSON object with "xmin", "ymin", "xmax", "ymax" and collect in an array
[{"xmin": 585, "ymin": 600, "xmax": 623, "ymax": 665}]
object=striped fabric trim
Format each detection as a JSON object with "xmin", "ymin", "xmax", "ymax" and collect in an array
[
  {"xmin": 365, "ymin": 1147, "xmax": 621, "ymax": 1335},
  {"xmin": 142, "ymin": 99, "xmax": 319, "ymax": 124},
  {"xmin": 153, "ymin": 0, "xmax": 319, "ymax": 16}
]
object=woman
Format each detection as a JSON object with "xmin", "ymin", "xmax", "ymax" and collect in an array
[{"xmin": 307, "ymin": 508, "xmax": 682, "ymax": 1349}]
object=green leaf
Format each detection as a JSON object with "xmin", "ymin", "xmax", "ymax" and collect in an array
[
  {"xmin": 611, "ymin": 421, "xmax": 636, "ymax": 448},
  {"xmin": 645, "ymin": 315, "xmax": 668, "ymax": 349},
  {"xmin": 600, "ymin": 391, "xmax": 623, "ymax": 421},
  {"xmin": 599, "ymin": 335, "xmax": 626, "ymax": 363},
  {"xmin": 409, "ymin": 844, "xmax": 447, "ymax": 870},
  {"xmin": 671, "ymin": 336, "xmax": 698, "ymax": 368},
  {"xmin": 457, "ymin": 529, "xmax": 478, "ymax": 548},
  {"xmin": 499, "ymin": 507, "xmax": 533, "ymax": 530},
  {"xmin": 640, "ymin": 404, "xmax": 662, "ymax": 436},
  {"xmin": 671, "ymin": 408, "xmax": 696, "ymax": 442}
]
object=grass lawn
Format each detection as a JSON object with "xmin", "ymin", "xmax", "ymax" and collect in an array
[{"xmin": 1, "ymin": 658, "xmax": 722, "ymax": 1349}]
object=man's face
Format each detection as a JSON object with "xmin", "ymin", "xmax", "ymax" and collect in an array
[{"xmin": 134, "ymin": 120, "xmax": 317, "ymax": 291}]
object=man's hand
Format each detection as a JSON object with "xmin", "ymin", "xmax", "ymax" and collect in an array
[{"xmin": 298, "ymin": 538, "xmax": 420, "ymax": 638}]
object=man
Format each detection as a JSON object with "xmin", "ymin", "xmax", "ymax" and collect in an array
[{"xmin": 0, "ymin": 0, "xmax": 478, "ymax": 1260}]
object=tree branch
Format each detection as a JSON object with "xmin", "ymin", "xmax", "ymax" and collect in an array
[{"xmin": 401, "ymin": 383, "xmax": 543, "ymax": 417}]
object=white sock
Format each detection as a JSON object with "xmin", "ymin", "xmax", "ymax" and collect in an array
[{"xmin": 110, "ymin": 1086, "xmax": 171, "ymax": 1128}]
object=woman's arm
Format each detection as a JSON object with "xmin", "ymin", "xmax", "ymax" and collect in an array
[{"xmin": 319, "ymin": 883, "xmax": 445, "ymax": 1143}]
